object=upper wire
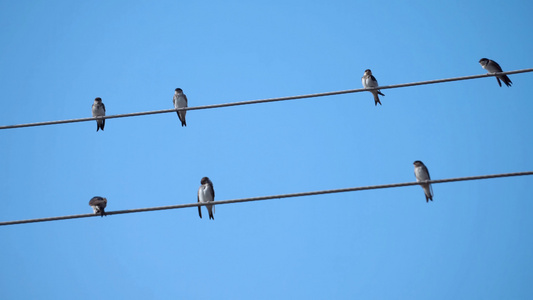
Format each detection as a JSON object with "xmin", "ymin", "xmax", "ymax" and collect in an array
[{"xmin": 0, "ymin": 69, "xmax": 531, "ymax": 130}]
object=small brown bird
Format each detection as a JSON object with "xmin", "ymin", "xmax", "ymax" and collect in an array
[
  {"xmin": 89, "ymin": 196, "xmax": 107, "ymax": 217},
  {"xmin": 197, "ymin": 177, "xmax": 215, "ymax": 220},
  {"xmin": 479, "ymin": 58, "xmax": 512, "ymax": 87},
  {"xmin": 173, "ymin": 88, "xmax": 188, "ymax": 127},
  {"xmin": 91, "ymin": 97, "xmax": 106, "ymax": 131},
  {"xmin": 361, "ymin": 69, "xmax": 385, "ymax": 106},
  {"xmin": 413, "ymin": 161, "xmax": 433, "ymax": 202}
]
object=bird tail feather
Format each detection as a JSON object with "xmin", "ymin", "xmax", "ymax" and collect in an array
[
  {"xmin": 208, "ymin": 205, "xmax": 214, "ymax": 220},
  {"xmin": 373, "ymin": 93, "xmax": 382, "ymax": 106},
  {"xmin": 501, "ymin": 75, "xmax": 512, "ymax": 87}
]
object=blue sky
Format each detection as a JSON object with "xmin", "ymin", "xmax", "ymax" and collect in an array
[{"xmin": 1, "ymin": 0, "xmax": 532, "ymax": 299}]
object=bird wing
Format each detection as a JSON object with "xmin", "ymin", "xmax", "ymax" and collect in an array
[
  {"xmin": 89, "ymin": 197, "xmax": 106, "ymax": 207},
  {"xmin": 370, "ymin": 75, "xmax": 379, "ymax": 85},
  {"xmin": 424, "ymin": 166, "xmax": 433, "ymax": 197},
  {"xmin": 491, "ymin": 60, "xmax": 504, "ymax": 72},
  {"xmin": 177, "ymin": 109, "xmax": 185, "ymax": 123},
  {"xmin": 197, "ymin": 188, "xmax": 203, "ymax": 218},
  {"xmin": 209, "ymin": 184, "xmax": 215, "ymax": 200},
  {"xmin": 89, "ymin": 197, "xmax": 100, "ymax": 205}
]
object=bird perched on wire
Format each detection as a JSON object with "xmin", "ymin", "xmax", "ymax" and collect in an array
[
  {"xmin": 413, "ymin": 161, "xmax": 433, "ymax": 202},
  {"xmin": 89, "ymin": 196, "xmax": 107, "ymax": 217},
  {"xmin": 91, "ymin": 97, "xmax": 106, "ymax": 131},
  {"xmin": 198, "ymin": 177, "xmax": 215, "ymax": 220},
  {"xmin": 479, "ymin": 58, "xmax": 512, "ymax": 87},
  {"xmin": 173, "ymin": 88, "xmax": 188, "ymax": 127},
  {"xmin": 362, "ymin": 69, "xmax": 385, "ymax": 106}
]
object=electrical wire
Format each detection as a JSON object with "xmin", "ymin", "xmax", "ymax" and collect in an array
[
  {"xmin": 0, "ymin": 69, "xmax": 531, "ymax": 130},
  {"xmin": 1, "ymin": 171, "xmax": 531, "ymax": 226}
]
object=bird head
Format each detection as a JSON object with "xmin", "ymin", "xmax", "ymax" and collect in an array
[
  {"xmin": 200, "ymin": 177, "xmax": 211, "ymax": 185},
  {"xmin": 413, "ymin": 160, "xmax": 424, "ymax": 167}
]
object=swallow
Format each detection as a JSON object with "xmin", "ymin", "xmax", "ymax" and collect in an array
[
  {"xmin": 173, "ymin": 88, "xmax": 187, "ymax": 127},
  {"xmin": 197, "ymin": 177, "xmax": 215, "ymax": 220},
  {"xmin": 479, "ymin": 58, "xmax": 512, "ymax": 87},
  {"xmin": 89, "ymin": 196, "xmax": 107, "ymax": 217},
  {"xmin": 362, "ymin": 69, "xmax": 385, "ymax": 106},
  {"xmin": 91, "ymin": 97, "xmax": 106, "ymax": 131},
  {"xmin": 413, "ymin": 161, "xmax": 433, "ymax": 202}
]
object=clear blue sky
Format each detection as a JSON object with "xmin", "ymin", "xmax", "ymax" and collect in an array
[{"xmin": 1, "ymin": 0, "xmax": 532, "ymax": 299}]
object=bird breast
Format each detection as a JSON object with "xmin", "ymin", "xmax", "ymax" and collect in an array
[
  {"xmin": 176, "ymin": 96, "xmax": 187, "ymax": 108},
  {"xmin": 415, "ymin": 167, "xmax": 429, "ymax": 181},
  {"xmin": 199, "ymin": 186, "xmax": 213, "ymax": 203},
  {"xmin": 92, "ymin": 104, "xmax": 105, "ymax": 117}
]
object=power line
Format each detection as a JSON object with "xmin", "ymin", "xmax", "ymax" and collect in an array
[
  {"xmin": 1, "ymin": 171, "xmax": 531, "ymax": 226},
  {"xmin": 1, "ymin": 69, "xmax": 531, "ymax": 130}
]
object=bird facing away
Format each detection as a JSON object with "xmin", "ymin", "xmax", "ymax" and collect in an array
[
  {"xmin": 361, "ymin": 69, "xmax": 385, "ymax": 106},
  {"xmin": 413, "ymin": 161, "xmax": 433, "ymax": 202},
  {"xmin": 89, "ymin": 196, "xmax": 107, "ymax": 217},
  {"xmin": 198, "ymin": 177, "xmax": 215, "ymax": 220},
  {"xmin": 479, "ymin": 58, "xmax": 512, "ymax": 87},
  {"xmin": 173, "ymin": 88, "xmax": 188, "ymax": 127},
  {"xmin": 91, "ymin": 97, "xmax": 106, "ymax": 131}
]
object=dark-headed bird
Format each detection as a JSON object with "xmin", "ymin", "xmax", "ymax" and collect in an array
[
  {"xmin": 89, "ymin": 196, "xmax": 107, "ymax": 217},
  {"xmin": 173, "ymin": 88, "xmax": 188, "ymax": 127},
  {"xmin": 479, "ymin": 58, "xmax": 512, "ymax": 87},
  {"xmin": 413, "ymin": 161, "xmax": 433, "ymax": 202},
  {"xmin": 91, "ymin": 97, "xmax": 106, "ymax": 131},
  {"xmin": 197, "ymin": 177, "xmax": 215, "ymax": 220},
  {"xmin": 362, "ymin": 69, "xmax": 385, "ymax": 106}
]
